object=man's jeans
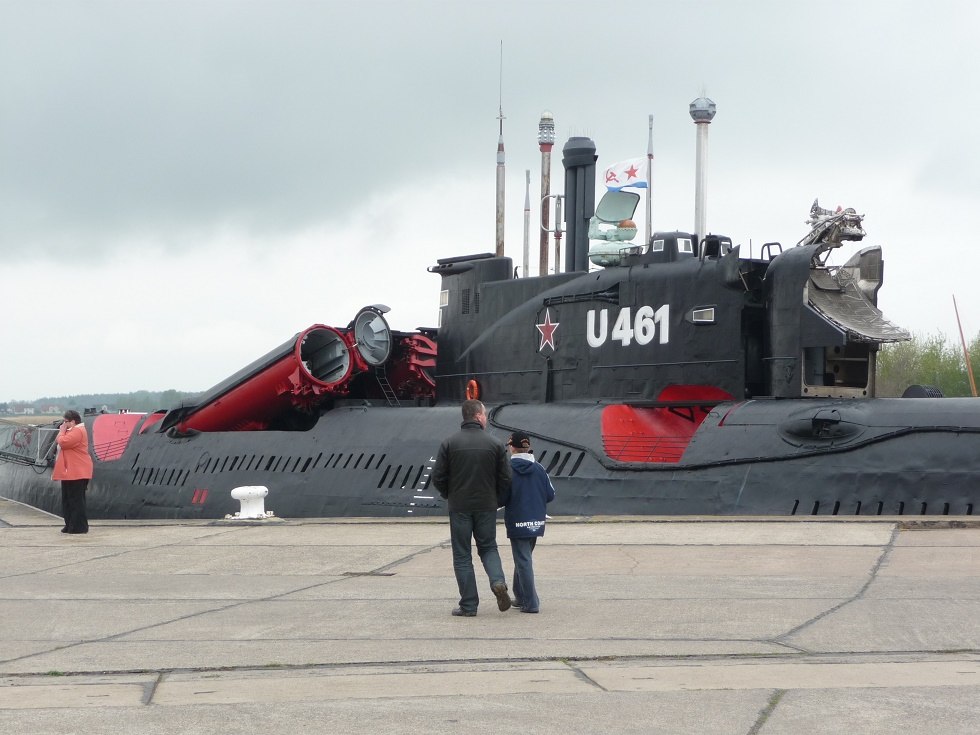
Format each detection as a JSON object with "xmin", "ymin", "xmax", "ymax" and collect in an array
[
  {"xmin": 510, "ymin": 536, "xmax": 539, "ymax": 611},
  {"xmin": 449, "ymin": 510, "xmax": 505, "ymax": 613}
]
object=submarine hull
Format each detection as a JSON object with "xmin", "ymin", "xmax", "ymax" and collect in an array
[{"xmin": 4, "ymin": 398, "xmax": 978, "ymax": 519}]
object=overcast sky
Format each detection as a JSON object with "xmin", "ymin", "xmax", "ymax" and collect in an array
[{"xmin": 3, "ymin": 0, "xmax": 979, "ymax": 401}]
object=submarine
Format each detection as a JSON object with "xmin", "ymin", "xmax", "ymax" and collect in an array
[{"xmin": 2, "ymin": 134, "xmax": 979, "ymax": 520}]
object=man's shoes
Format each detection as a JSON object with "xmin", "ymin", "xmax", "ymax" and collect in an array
[
  {"xmin": 491, "ymin": 582, "xmax": 511, "ymax": 612},
  {"xmin": 520, "ymin": 607, "xmax": 539, "ymax": 614},
  {"xmin": 451, "ymin": 607, "xmax": 476, "ymax": 617},
  {"xmin": 511, "ymin": 598, "xmax": 523, "ymax": 610}
]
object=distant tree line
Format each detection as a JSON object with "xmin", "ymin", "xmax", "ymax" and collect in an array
[
  {"xmin": 1, "ymin": 390, "xmax": 198, "ymax": 415},
  {"xmin": 876, "ymin": 332, "xmax": 980, "ymax": 397}
]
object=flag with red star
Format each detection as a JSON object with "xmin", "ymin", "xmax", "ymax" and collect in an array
[{"xmin": 604, "ymin": 157, "xmax": 648, "ymax": 191}]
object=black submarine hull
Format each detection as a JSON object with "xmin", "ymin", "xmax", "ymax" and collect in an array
[{"xmin": 3, "ymin": 397, "xmax": 977, "ymax": 519}]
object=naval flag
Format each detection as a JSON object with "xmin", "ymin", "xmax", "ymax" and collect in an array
[{"xmin": 603, "ymin": 157, "xmax": 648, "ymax": 191}]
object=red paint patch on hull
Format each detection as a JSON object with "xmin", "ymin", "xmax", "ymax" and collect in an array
[{"xmin": 601, "ymin": 385, "xmax": 733, "ymax": 463}]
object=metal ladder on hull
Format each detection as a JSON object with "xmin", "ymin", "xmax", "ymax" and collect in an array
[{"xmin": 375, "ymin": 365, "xmax": 400, "ymax": 407}]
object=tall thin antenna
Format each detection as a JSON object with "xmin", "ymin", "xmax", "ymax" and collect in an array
[
  {"xmin": 495, "ymin": 41, "xmax": 505, "ymax": 257},
  {"xmin": 523, "ymin": 169, "xmax": 531, "ymax": 277},
  {"xmin": 498, "ymin": 41, "xmax": 504, "ymax": 136},
  {"xmin": 954, "ymin": 294, "xmax": 977, "ymax": 397},
  {"xmin": 646, "ymin": 114, "xmax": 654, "ymax": 244}
]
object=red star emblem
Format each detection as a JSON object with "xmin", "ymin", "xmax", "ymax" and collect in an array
[
  {"xmin": 625, "ymin": 164, "xmax": 640, "ymax": 180},
  {"xmin": 536, "ymin": 309, "xmax": 559, "ymax": 351}
]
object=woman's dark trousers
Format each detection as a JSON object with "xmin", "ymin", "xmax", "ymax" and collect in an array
[{"xmin": 61, "ymin": 479, "xmax": 89, "ymax": 534}]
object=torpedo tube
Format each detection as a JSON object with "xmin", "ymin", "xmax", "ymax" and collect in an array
[{"xmin": 172, "ymin": 324, "xmax": 360, "ymax": 433}]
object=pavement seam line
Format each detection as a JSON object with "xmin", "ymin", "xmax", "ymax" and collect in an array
[
  {"xmin": 3, "ymin": 649, "xmax": 976, "ymax": 681},
  {"xmin": 745, "ymin": 689, "xmax": 786, "ymax": 735},
  {"xmin": 773, "ymin": 524, "xmax": 900, "ymax": 644},
  {"xmin": 0, "ymin": 526, "xmax": 252, "ymax": 580},
  {"xmin": 142, "ymin": 672, "xmax": 163, "ymax": 705},
  {"xmin": 100, "ymin": 538, "xmax": 451, "ymax": 637},
  {"xmin": 564, "ymin": 660, "xmax": 608, "ymax": 691},
  {"xmin": 368, "ymin": 539, "xmax": 451, "ymax": 575},
  {"xmin": 0, "ymin": 538, "xmax": 450, "ymax": 668}
]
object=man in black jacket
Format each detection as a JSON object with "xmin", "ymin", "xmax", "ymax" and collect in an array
[{"xmin": 432, "ymin": 399, "xmax": 513, "ymax": 617}]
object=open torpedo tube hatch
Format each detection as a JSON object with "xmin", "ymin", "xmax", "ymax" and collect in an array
[{"xmin": 161, "ymin": 307, "xmax": 422, "ymax": 435}]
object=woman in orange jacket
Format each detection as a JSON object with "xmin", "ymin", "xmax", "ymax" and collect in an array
[{"xmin": 53, "ymin": 410, "xmax": 94, "ymax": 534}]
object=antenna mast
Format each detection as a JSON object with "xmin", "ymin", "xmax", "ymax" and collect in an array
[
  {"xmin": 495, "ymin": 41, "xmax": 506, "ymax": 257},
  {"xmin": 689, "ymin": 95, "xmax": 716, "ymax": 243},
  {"xmin": 954, "ymin": 294, "xmax": 978, "ymax": 397},
  {"xmin": 646, "ymin": 114, "xmax": 654, "ymax": 244},
  {"xmin": 523, "ymin": 169, "xmax": 530, "ymax": 277}
]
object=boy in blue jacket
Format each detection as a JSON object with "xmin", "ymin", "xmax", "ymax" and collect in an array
[{"xmin": 503, "ymin": 430, "xmax": 556, "ymax": 613}]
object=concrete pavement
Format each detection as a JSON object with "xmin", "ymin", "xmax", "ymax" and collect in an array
[{"xmin": 1, "ymin": 496, "xmax": 978, "ymax": 734}]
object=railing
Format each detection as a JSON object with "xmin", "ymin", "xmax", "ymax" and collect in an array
[
  {"xmin": 0, "ymin": 421, "xmax": 60, "ymax": 467},
  {"xmin": 602, "ymin": 433, "xmax": 692, "ymax": 463},
  {"xmin": 93, "ymin": 436, "xmax": 135, "ymax": 462}
]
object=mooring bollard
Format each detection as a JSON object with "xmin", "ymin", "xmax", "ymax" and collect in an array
[{"xmin": 227, "ymin": 485, "xmax": 274, "ymax": 519}]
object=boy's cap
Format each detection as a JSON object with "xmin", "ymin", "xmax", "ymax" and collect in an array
[{"xmin": 508, "ymin": 431, "xmax": 531, "ymax": 448}]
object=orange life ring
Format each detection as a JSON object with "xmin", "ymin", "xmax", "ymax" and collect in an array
[{"xmin": 465, "ymin": 379, "xmax": 480, "ymax": 400}]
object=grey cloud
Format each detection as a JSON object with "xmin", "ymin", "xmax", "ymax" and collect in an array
[{"xmin": 2, "ymin": 0, "xmax": 979, "ymax": 260}]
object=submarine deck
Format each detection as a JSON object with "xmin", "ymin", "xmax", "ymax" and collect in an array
[{"xmin": 1, "ymin": 496, "xmax": 979, "ymax": 734}]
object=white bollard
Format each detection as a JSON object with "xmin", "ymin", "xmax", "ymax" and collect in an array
[{"xmin": 228, "ymin": 485, "xmax": 273, "ymax": 519}]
